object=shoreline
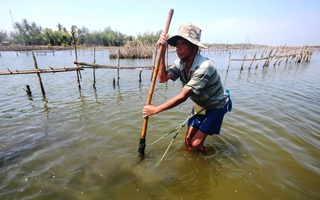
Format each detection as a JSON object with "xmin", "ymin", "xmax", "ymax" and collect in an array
[
  {"xmin": 1, "ymin": 44, "xmax": 320, "ymax": 52},
  {"xmin": 0, "ymin": 45, "xmax": 113, "ymax": 52}
]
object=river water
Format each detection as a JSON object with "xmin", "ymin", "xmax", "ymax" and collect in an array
[{"xmin": 0, "ymin": 49, "xmax": 319, "ymax": 200}]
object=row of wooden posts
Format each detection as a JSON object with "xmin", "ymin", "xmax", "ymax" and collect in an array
[
  {"xmin": 0, "ymin": 43, "xmax": 315, "ymax": 98},
  {"xmin": 0, "ymin": 31, "xmax": 160, "ymax": 98},
  {"xmin": 227, "ymin": 46, "xmax": 313, "ymax": 71}
]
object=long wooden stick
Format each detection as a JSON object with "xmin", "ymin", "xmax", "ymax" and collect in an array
[
  {"xmin": 32, "ymin": 51, "xmax": 46, "ymax": 97},
  {"xmin": 74, "ymin": 61, "xmax": 153, "ymax": 69},
  {"xmin": 0, "ymin": 67, "xmax": 83, "ymax": 75},
  {"xmin": 138, "ymin": 9, "xmax": 174, "ymax": 158}
]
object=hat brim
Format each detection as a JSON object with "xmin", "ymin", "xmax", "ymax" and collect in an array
[{"xmin": 168, "ymin": 35, "xmax": 207, "ymax": 49}]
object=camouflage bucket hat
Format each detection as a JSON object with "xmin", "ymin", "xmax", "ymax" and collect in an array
[{"xmin": 168, "ymin": 23, "xmax": 207, "ymax": 48}]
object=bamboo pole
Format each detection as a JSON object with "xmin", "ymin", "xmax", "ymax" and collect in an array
[
  {"xmin": 230, "ymin": 57, "xmax": 268, "ymax": 61},
  {"xmin": 306, "ymin": 50, "xmax": 313, "ymax": 62},
  {"xmin": 278, "ymin": 49, "xmax": 288, "ymax": 65},
  {"xmin": 71, "ymin": 27, "xmax": 81, "ymax": 89},
  {"xmin": 93, "ymin": 47, "xmax": 96, "ymax": 88},
  {"xmin": 0, "ymin": 67, "xmax": 83, "ymax": 75},
  {"xmin": 275, "ymin": 46, "xmax": 286, "ymax": 66},
  {"xmin": 139, "ymin": 69, "xmax": 143, "ymax": 82},
  {"xmin": 273, "ymin": 51, "xmax": 280, "ymax": 66},
  {"xmin": 248, "ymin": 54, "xmax": 256, "ymax": 70},
  {"xmin": 23, "ymin": 85, "xmax": 32, "ymax": 96},
  {"xmin": 74, "ymin": 61, "xmax": 153, "ymax": 69},
  {"xmin": 263, "ymin": 49, "xmax": 273, "ymax": 67},
  {"xmin": 240, "ymin": 54, "xmax": 247, "ymax": 71},
  {"xmin": 290, "ymin": 50, "xmax": 296, "ymax": 63},
  {"xmin": 117, "ymin": 49, "xmax": 120, "ymax": 85},
  {"xmin": 255, "ymin": 54, "xmax": 264, "ymax": 69},
  {"xmin": 227, "ymin": 52, "xmax": 231, "ymax": 71},
  {"xmin": 285, "ymin": 50, "xmax": 290, "ymax": 64},
  {"xmin": 32, "ymin": 51, "xmax": 46, "ymax": 97},
  {"xmin": 138, "ymin": 9, "xmax": 174, "ymax": 158},
  {"xmin": 295, "ymin": 52, "xmax": 302, "ymax": 63},
  {"xmin": 268, "ymin": 48, "xmax": 279, "ymax": 66}
]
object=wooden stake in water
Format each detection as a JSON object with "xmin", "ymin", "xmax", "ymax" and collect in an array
[
  {"xmin": 93, "ymin": 47, "xmax": 96, "ymax": 88},
  {"xmin": 24, "ymin": 85, "xmax": 32, "ymax": 96},
  {"xmin": 117, "ymin": 49, "xmax": 120, "ymax": 86},
  {"xmin": 32, "ymin": 51, "xmax": 46, "ymax": 98},
  {"xmin": 71, "ymin": 27, "xmax": 82, "ymax": 90}
]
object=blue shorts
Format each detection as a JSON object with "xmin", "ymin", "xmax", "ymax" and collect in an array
[{"xmin": 187, "ymin": 103, "xmax": 228, "ymax": 135}]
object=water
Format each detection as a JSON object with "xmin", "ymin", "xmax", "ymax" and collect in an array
[{"xmin": 0, "ymin": 49, "xmax": 319, "ymax": 199}]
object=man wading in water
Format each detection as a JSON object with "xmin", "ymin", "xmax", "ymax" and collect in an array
[{"xmin": 142, "ymin": 23, "xmax": 232, "ymax": 153}]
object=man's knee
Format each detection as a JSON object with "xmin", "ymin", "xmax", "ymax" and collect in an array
[
  {"xmin": 191, "ymin": 131, "xmax": 207, "ymax": 148},
  {"xmin": 191, "ymin": 139, "xmax": 205, "ymax": 152},
  {"xmin": 191, "ymin": 139, "xmax": 202, "ymax": 147}
]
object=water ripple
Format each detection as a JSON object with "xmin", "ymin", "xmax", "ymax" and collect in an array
[{"xmin": 1, "ymin": 50, "xmax": 319, "ymax": 199}]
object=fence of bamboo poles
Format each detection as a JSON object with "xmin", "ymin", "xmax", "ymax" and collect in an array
[
  {"xmin": 226, "ymin": 46, "xmax": 314, "ymax": 71},
  {"xmin": 0, "ymin": 55, "xmax": 155, "ymax": 94},
  {"xmin": 0, "ymin": 30, "xmax": 161, "ymax": 97},
  {"xmin": 0, "ymin": 49, "xmax": 157, "ymax": 97}
]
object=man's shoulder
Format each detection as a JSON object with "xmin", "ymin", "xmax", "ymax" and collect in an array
[{"xmin": 195, "ymin": 53, "xmax": 212, "ymax": 66}]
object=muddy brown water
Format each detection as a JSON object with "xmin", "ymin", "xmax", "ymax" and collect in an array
[{"xmin": 0, "ymin": 50, "xmax": 319, "ymax": 199}]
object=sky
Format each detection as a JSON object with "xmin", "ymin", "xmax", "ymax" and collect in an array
[{"xmin": 1, "ymin": 0, "xmax": 319, "ymax": 46}]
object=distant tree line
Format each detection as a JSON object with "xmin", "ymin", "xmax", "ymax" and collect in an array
[{"xmin": 0, "ymin": 18, "xmax": 161, "ymax": 47}]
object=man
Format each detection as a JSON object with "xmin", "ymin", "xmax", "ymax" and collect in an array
[{"xmin": 142, "ymin": 23, "xmax": 231, "ymax": 152}]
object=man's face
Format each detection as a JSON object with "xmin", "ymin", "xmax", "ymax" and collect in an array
[{"xmin": 175, "ymin": 39, "xmax": 194, "ymax": 61}]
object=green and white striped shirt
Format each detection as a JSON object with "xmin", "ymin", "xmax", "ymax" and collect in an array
[{"xmin": 168, "ymin": 53, "xmax": 227, "ymax": 109}]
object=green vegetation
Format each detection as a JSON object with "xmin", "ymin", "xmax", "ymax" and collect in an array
[{"xmin": 0, "ymin": 18, "xmax": 160, "ymax": 47}]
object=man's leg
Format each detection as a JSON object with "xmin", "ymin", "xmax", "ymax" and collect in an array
[
  {"xmin": 191, "ymin": 130, "xmax": 207, "ymax": 152},
  {"xmin": 185, "ymin": 126, "xmax": 207, "ymax": 152},
  {"xmin": 185, "ymin": 125, "xmax": 198, "ymax": 148}
]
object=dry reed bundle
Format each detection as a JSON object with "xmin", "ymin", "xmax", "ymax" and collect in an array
[{"xmin": 109, "ymin": 41, "xmax": 154, "ymax": 59}]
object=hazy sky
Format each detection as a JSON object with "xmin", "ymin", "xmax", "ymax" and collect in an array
[{"xmin": 1, "ymin": 0, "xmax": 319, "ymax": 46}]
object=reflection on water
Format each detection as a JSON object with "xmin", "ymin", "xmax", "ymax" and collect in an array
[{"xmin": 0, "ymin": 50, "xmax": 319, "ymax": 199}]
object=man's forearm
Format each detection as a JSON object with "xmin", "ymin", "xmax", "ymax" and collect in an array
[{"xmin": 157, "ymin": 53, "xmax": 168, "ymax": 83}]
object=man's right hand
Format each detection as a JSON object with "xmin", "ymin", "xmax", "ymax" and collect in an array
[{"xmin": 157, "ymin": 33, "xmax": 169, "ymax": 47}]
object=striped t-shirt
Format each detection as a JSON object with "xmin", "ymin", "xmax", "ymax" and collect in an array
[{"xmin": 167, "ymin": 53, "xmax": 227, "ymax": 109}]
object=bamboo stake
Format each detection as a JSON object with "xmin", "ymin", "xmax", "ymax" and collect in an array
[
  {"xmin": 71, "ymin": 27, "xmax": 81, "ymax": 89},
  {"xmin": 93, "ymin": 47, "xmax": 96, "ymax": 88},
  {"xmin": 290, "ymin": 50, "xmax": 296, "ymax": 63},
  {"xmin": 249, "ymin": 54, "xmax": 256, "ymax": 70},
  {"xmin": 275, "ymin": 46, "xmax": 286, "ymax": 66},
  {"xmin": 296, "ymin": 52, "xmax": 302, "ymax": 63},
  {"xmin": 255, "ymin": 54, "xmax": 264, "ymax": 69},
  {"xmin": 31, "ymin": 51, "xmax": 46, "ymax": 97},
  {"xmin": 138, "ymin": 9, "xmax": 174, "ymax": 158},
  {"xmin": 268, "ymin": 48, "xmax": 278, "ymax": 66},
  {"xmin": 117, "ymin": 49, "xmax": 120, "ymax": 85},
  {"xmin": 227, "ymin": 52, "xmax": 231, "ymax": 71},
  {"xmin": 139, "ymin": 69, "xmax": 143, "ymax": 82},
  {"xmin": 285, "ymin": 50, "xmax": 290, "ymax": 64},
  {"xmin": 278, "ymin": 49, "xmax": 288, "ymax": 65},
  {"xmin": 23, "ymin": 85, "xmax": 32, "ymax": 96},
  {"xmin": 263, "ymin": 49, "xmax": 273, "ymax": 67},
  {"xmin": 306, "ymin": 50, "xmax": 313, "ymax": 62},
  {"xmin": 240, "ymin": 54, "xmax": 247, "ymax": 71}
]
